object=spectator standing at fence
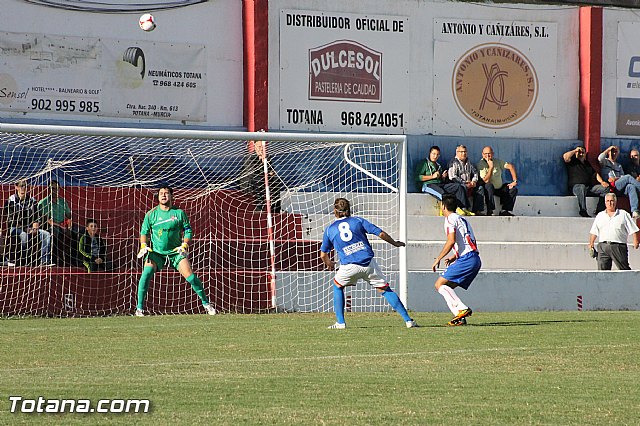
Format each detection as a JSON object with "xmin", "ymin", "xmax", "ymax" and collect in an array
[
  {"xmin": 598, "ymin": 146, "xmax": 640, "ymax": 218},
  {"xmin": 415, "ymin": 145, "xmax": 472, "ymax": 215},
  {"xmin": 241, "ymin": 140, "xmax": 283, "ymax": 213},
  {"xmin": 448, "ymin": 145, "xmax": 485, "ymax": 215},
  {"xmin": 588, "ymin": 193, "xmax": 639, "ymax": 270},
  {"xmin": 563, "ymin": 145, "xmax": 608, "ymax": 217},
  {"xmin": 3, "ymin": 179, "xmax": 52, "ymax": 265},
  {"xmin": 320, "ymin": 197, "xmax": 417, "ymax": 329},
  {"xmin": 38, "ymin": 180, "xmax": 73, "ymax": 266},
  {"xmin": 135, "ymin": 185, "xmax": 217, "ymax": 316},
  {"xmin": 476, "ymin": 146, "xmax": 518, "ymax": 216},
  {"xmin": 78, "ymin": 219, "xmax": 107, "ymax": 272},
  {"xmin": 431, "ymin": 194, "xmax": 481, "ymax": 326}
]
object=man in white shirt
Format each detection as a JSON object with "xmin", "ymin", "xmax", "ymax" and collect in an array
[{"xmin": 588, "ymin": 193, "xmax": 639, "ymax": 270}]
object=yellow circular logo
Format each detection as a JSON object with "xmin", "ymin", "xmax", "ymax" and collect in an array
[{"xmin": 452, "ymin": 43, "xmax": 538, "ymax": 129}]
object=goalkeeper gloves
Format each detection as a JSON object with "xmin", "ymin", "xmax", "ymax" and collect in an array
[
  {"xmin": 137, "ymin": 243, "xmax": 152, "ymax": 259},
  {"xmin": 174, "ymin": 242, "xmax": 188, "ymax": 255}
]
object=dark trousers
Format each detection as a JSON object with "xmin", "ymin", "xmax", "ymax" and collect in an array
[
  {"xmin": 425, "ymin": 182, "xmax": 469, "ymax": 209},
  {"xmin": 571, "ymin": 184, "xmax": 607, "ymax": 214},
  {"xmin": 50, "ymin": 227, "xmax": 77, "ymax": 267},
  {"xmin": 468, "ymin": 185, "xmax": 485, "ymax": 213},
  {"xmin": 82, "ymin": 259, "xmax": 108, "ymax": 273},
  {"xmin": 597, "ymin": 241, "xmax": 630, "ymax": 270},
  {"xmin": 484, "ymin": 183, "xmax": 518, "ymax": 212}
]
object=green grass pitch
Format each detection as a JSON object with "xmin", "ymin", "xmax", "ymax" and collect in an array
[{"xmin": 1, "ymin": 311, "xmax": 638, "ymax": 425}]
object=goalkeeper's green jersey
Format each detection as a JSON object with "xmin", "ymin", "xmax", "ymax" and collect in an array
[{"xmin": 140, "ymin": 206, "xmax": 192, "ymax": 255}]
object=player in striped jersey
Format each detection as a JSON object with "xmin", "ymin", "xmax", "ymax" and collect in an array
[{"xmin": 431, "ymin": 194, "xmax": 481, "ymax": 326}]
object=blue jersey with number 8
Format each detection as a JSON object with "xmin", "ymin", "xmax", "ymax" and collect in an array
[{"xmin": 320, "ymin": 216, "xmax": 382, "ymax": 266}]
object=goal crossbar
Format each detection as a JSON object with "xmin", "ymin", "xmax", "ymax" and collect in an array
[{"xmin": 0, "ymin": 123, "xmax": 405, "ymax": 144}]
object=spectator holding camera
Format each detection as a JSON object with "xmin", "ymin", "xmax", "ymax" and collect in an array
[{"xmin": 598, "ymin": 146, "xmax": 640, "ymax": 219}]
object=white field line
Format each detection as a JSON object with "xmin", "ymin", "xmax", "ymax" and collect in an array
[{"xmin": 0, "ymin": 343, "xmax": 637, "ymax": 372}]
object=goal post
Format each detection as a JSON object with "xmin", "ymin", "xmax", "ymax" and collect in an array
[{"xmin": 0, "ymin": 123, "xmax": 407, "ymax": 316}]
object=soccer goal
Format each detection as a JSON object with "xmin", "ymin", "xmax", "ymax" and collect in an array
[{"xmin": 0, "ymin": 123, "xmax": 406, "ymax": 316}]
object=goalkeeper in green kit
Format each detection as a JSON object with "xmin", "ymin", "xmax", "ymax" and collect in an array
[{"xmin": 135, "ymin": 185, "xmax": 217, "ymax": 316}]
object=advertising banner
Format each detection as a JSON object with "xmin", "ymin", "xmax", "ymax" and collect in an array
[
  {"xmin": 101, "ymin": 39, "xmax": 206, "ymax": 121},
  {"xmin": 279, "ymin": 10, "xmax": 409, "ymax": 134},
  {"xmin": 616, "ymin": 22, "xmax": 640, "ymax": 136},
  {"xmin": 433, "ymin": 19, "xmax": 558, "ymax": 136},
  {"xmin": 0, "ymin": 31, "xmax": 206, "ymax": 122}
]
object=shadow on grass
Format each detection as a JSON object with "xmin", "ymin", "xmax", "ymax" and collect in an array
[
  {"xmin": 343, "ymin": 319, "xmax": 597, "ymax": 330},
  {"xmin": 386, "ymin": 319, "xmax": 598, "ymax": 329},
  {"xmin": 456, "ymin": 319, "xmax": 595, "ymax": 327}
]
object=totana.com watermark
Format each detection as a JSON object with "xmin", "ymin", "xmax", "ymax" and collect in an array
[{"xmin": 8, "ymin": 396, "xmax": 150, "ymax": 413}]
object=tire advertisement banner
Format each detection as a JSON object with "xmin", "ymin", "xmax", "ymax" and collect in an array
[{"xmin": 0, "ymin": 31, "xmax": 207, "ymax": 122}]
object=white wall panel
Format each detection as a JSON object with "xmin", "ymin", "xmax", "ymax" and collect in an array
[
  {"xmin": 270, "ymin": 0, "xmax": 579, "ymax": 138},
  {"xmin": 602, "ymin": 10, "xmax": 640, "ymax": 139},
  {"xmin": 0, "ymin": 0, "xmax": 242, "ymax": 127}
]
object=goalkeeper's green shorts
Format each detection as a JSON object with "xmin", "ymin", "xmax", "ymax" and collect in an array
[{"xmin": 146, "ymin": 251, "xmax": 186, "ymax": 271}]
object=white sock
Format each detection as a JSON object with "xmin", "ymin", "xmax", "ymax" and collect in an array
[{"xmin": 438, "ymin": 286, "xmax": 468, "ymax": 315}]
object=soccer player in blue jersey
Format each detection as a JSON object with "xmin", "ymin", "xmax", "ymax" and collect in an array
[
  {"xmin": 320, "ymin": 198, "xmax": 417, "ymax": 329},
  {"xmin": 135, "ymin": 186, "xmax": 216, "ymax": 316},
  {"xmin": 431, "ymin": 194, "xmax": 482, "ymax": 326}
]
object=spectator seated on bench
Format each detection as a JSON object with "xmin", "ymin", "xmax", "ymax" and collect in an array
[
  {"xmin": 477, "ymin": 145, "xmax": 519, "ymax": 217},
  {"xmin": 447, "ymin": 145, "xmax": 485, "ymax": 215},
  {"xmin": 3, "ymin": 179, "xmax": 53, "ymax": 265},
  {"xmin": 38, "ymin": 180, "xmax": 76, "ymax": 266},
  {"xmin": 78, "ymin": 219, "xmax": 108, "ymax": 272},
  {"xmin": 598, "ymin": 146, "xmax": 640, "ymax": 219},
  {"xmin": 563, "ymin": 145, "xmax": 608, "ymax": 218},
  {"xmin": 624, "ymin": 148, "xmax": 640, "ymax": 186},
  {"xmin": 1, "ymin": 232, "xmax": 20, "ymax": 266},
  {"xmin": 415, "ymin": 145, "xmax": 472, "ymax": 216}
]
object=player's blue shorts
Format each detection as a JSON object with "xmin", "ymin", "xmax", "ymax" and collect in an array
[{"xmin": 442, "ymin": 251, "xmax": 481, "ymax": 290}]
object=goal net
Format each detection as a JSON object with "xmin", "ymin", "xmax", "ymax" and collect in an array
[{"xmin": 0, "ymin": 124, "xmax": 406, "ymax": 317}]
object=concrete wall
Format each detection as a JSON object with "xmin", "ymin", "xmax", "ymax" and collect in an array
[
  {"xmin": 407, "ymin": 271, "xmax": 640, "ymax": 312},
  {"xmin": 275, "ymin": 270, "xmax": 640, "ymax": 313},
  {"xmin": 268, "ymin": 0, "xmax": 580, "ymax": 138},
  {"xmin": 407, "ymin": 135, "xmax": 581, "ymax": 195}
]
